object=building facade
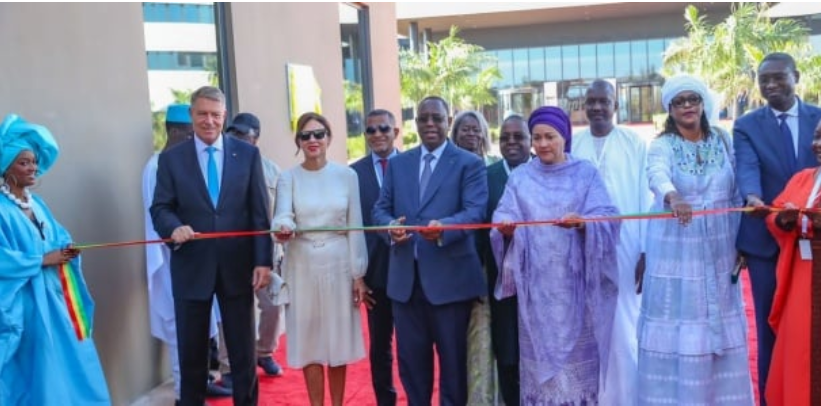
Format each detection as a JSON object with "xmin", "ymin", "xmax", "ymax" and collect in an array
[{"xmin": 397, "ymin": 2, "xmax": 821, "ymax": 127}]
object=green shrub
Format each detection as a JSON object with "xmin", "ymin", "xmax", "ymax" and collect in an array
[
  {"xmin": 347, "ymin": 135, "xmax": 367, "ymax": 161},
  {"xmin": 402, "ymin": 120, "xmax": 419, "ymax": 150}
]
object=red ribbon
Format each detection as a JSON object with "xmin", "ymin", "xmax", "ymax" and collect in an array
[{"xmin": 73, "ymin": 206, "xmax": 764, "ymax": 251}]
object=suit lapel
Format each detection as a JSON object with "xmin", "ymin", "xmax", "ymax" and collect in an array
[
  {"xmin": 419, "ymin": 143, "xmax": 456, "ymax": 210},
  {"xmin": 362, "ymin": 154, "xmax": 380, "ymax": 194},
  {"xmin": 756, "ymin": 108, "xmax": 794, "ymax": 175},
  {"xmin": 798, "ymin": 101, "xmax": 820, "ymax": 167},
  {"xmin": 218, "ymin": 136, "xmax": 237, "ymax": 210},
  {"xmin": 402, "ymin": 148, "xmax": 421, "ymax": 213}
]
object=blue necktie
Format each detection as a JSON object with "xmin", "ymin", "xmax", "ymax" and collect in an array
[
  {"xmin": 778, "ymin": 113, "xmax": 797, "ymax": 170},
  {"xmin": 419, "ymin": 153, "xmax": 434, "ymax": 201},
  {"xmin": 206, "ymin": 146, "xmax": 219, "ymax": 207}
]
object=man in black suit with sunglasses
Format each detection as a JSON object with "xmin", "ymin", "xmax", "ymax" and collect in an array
[{"xmin": 350, "ymin": 109, "xmax": 400, "ymax": 406}]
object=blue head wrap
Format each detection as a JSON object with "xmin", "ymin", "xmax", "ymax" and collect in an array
[
  {"xmin": 528, "ymin": 106, "xmax": 572, "ymax": 152},
  {"xmin": 166, "ymin": 104, "xmax": 192, "ymax": 124},
  {"xmin": 0, "ymin": 114, "xmax": 60, "ymax": 177}
]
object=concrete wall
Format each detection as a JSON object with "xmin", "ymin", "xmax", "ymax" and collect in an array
[
  {"xmin": 368, "ymin": 3, "xmax": 403, "ymax": 126},
  {"xmin": 0, "ymin": 3, "xmax": 157, "ymax": 405},
  {"xmin": 229, "ymin": 2, "xmax": 348, "ymax": 169},
  {"xmin": 229, "ymin": 2, "xmax": 402, "ymax": 168}
]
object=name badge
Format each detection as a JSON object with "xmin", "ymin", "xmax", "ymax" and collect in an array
[{"xmin": 799, "ymin": 239, "xmax": 813, "ymax": 261}]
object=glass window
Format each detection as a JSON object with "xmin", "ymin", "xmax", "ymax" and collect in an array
[
  {"xmin": 528, "ymin": 47, "xmax": 545, "ymax": 82},
  {"xmin": 200, "ymin": 6, "xmax": 213, "ymax": 23},
  {"xmin": 160, "ymin": 52, "xmax": 173, "ymax": 70},
  {"xmin": 483, "ymin": 51, "xmax": 502, "ymax": 88},
  {"xmin": 647, "ymin": 39, "xmax": 665, "ymax": 75},
  {"xmin": 497, "ymin": 49, "xmax": 514, "ymax": 88},
  {"xmin": 631, "ymin": 40, "xmax": 648, "ymax": 78},
  {"xmin": 579, "ymin": 44, "xmax": 596, "ymax": 80},
  {"xmin": 189, "ymin": 53, "xmax": 204, "ymax": 68},
  {"xmin": 143, "ymin": 3, "xmax": 223, "ymax": 151},
  {"xmin": 561, "ymin": 45, "xmax": 579, "ymax": 80},
  {"xmin": 513, "ymin": 49, "xmax": 529, "ymax": 85},
  {"xmin": 545, "ymin": 47, "xmax": 562, "ymax": 81},
  {"xmin": 168, "ymin": 4, "xmax": 182, "ymax": 21},
  {"xmin": 614, "ymin": 41, "xmax": 630, "ymax": 79},
  {"xmin": 597, "ymin": 43, "xmax": 614, "ymax": 78},
  {"xmin": 339, "ymin": 3, "xmax": 373, "ymax": 142}
]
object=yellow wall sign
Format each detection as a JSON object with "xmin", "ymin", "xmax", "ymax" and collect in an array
[{"xmin": 286, "ymin": 63, "xmax": 322, "ymax": 131}]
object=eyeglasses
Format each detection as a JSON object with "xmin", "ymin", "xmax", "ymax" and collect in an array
[
  {"xmin": 297, "ymin": 129, "xmax": 328, "ymax": 141},
  {"xmin": 670, "ymin": 94, "xmax": 703, "ymax": 109},
  {"xmin": 365, "ymin": 124, "xmax": 392, "ymax": 135},
  {"xmin": 415, "ymin": 114, "xmax": 446, "ymax": 124}
]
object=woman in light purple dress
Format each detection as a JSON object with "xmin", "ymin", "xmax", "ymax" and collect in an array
[{"xmin": 491, "ymin": 106, "xmax": 620, "ymax": 404}]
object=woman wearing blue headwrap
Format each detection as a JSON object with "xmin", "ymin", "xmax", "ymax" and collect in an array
[
  {"xmin": 491, "ymin": 106, "xmax": 620, "ymax": 404},
  {"xmin": 637, "ymin": 75, "xmax": 754, "ymax": 405},
  {"xmin": 0, "ymin": 114, "xmax": 110, "ymax": 405}
]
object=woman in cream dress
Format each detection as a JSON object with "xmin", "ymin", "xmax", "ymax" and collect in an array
[{"xmin": 273, "ymin": 112, "xmax": 369, "ymax": 406}]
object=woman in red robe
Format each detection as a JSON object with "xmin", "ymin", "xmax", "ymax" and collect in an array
[{"xmin": 765, "ymin": 119, "xmax": 821, "ymax": 406}]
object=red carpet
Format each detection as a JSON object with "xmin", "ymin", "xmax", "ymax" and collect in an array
[
  {"xmin": 210, "ymin": 307, "xmax": 438, "ymax": 406},
  {"xmin": 212, "ymin": 272, "xmax": 760, "ymax": 405}
]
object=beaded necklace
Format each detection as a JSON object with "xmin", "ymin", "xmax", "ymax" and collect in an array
[{"xmin": 0, "ymin": 184, "xmax": 32, "ymax": 210}]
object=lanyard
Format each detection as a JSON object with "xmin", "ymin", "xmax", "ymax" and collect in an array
[{"xmin": 802, "ymin": 169, "xmax": 821, "ymax": 235}]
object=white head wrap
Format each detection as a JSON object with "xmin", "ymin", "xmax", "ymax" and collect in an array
[{"xmin": 661, "ymin": 74, "xmax": 714, "ymax": 121}]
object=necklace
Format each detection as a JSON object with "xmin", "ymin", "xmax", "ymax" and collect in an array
[{"xmin": 0, "ymin": 184, "xmax": 32, "ymax": 210}]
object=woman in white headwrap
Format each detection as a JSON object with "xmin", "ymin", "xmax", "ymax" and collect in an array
[
  {"xmin": 637, "ymin": 75, "xmax": 754, "ymax": 405},
  {"xmin": 0, "ymin": 114, "xmax": 110, "ymax": 405}
]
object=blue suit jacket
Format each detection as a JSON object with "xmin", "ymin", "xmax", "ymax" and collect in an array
[
  {"xmin": 372, "ymin": 142, "xmax": 488, "ymax": 305},
  {"xmin": 351, "ymin": 153, "xmax": 393, "ymax": 290},
  {"xmin": 734, "ymin": 100, "xmax": 821, "ymax": 258},
  {"xmin": 150, "ymin": 135, "xmax": 273, "ymax": 300}
]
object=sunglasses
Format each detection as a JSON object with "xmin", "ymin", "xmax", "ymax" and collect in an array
[
  {"xmin": 670, "ymin": 94, "xmax": 703, "ymax": 109},
  {"xmin": 415, "ymin": 114, "xmax": 446, "ymax": 124},
  {"xmin": 297, "ymin": 129, "xmax": 328, "ymax": 141},
  {"xmin": 365, "ymin": 124, "xmax": 392, "ymax": 135}
]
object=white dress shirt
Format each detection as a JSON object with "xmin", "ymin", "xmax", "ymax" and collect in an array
[
  {"xmin": 770, "ymin": 97, "xmax": 800, "ymax": 158},
  {"xmin": 194, "ymin": 134, "xmax": 224, "ymax": 189}
]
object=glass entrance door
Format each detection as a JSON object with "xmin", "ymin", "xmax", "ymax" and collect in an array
[{"xmin": 623, "ymin": 84, "xmax": 657, "ymax": 123}]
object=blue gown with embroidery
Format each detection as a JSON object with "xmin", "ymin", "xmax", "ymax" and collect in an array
[{"xmin": 0, "ymin": 194, "xmax": 110, "ymax": 405}]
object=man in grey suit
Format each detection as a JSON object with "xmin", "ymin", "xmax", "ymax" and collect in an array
[
  {"xmin": 372, "ymin": 96, "xmax": 488, "ymax": 406},
  {"xmin": 151, "ymin": 86, "xmax": 273, "ymax": 406},
  {"xmin": 734, "ymin": 52, "xmax": 821, "ymax": 404}
]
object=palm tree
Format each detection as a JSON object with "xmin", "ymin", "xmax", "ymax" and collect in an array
[
  {"xmin": 399, "ymin": 26, "xmax": 501, "ymax": 113},
  {"xmin": 663, "ymin": 3, "xmax": 813, "ymax": 113}
]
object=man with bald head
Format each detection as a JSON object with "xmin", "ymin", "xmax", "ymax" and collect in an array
[{"xmin": 573, "ymin": 79, "xmax": 652, "ymax": 405}]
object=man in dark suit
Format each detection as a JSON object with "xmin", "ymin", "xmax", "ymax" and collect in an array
[
  {"xmin": 734, "ymin": 52, "xmax": 821, "ymax": 404},
  {"xmin": 350, "ymin": 108, "xmax": 400, "ymax": 406},
  {"xmin": 482, "ymin": 114, "xmax": 530, "ymax": 406},
  {"xmin": 151, "ymin": 86, "xmax": 273, "ymax": 406},
  {"xmin": 372, "ymin": 96, "xmax": 488, "ymax": 406}
]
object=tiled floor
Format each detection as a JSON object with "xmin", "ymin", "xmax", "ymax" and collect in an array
[{"xmin": 130, "ymin": 380, "xmax": 176, "ymax": 406}]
